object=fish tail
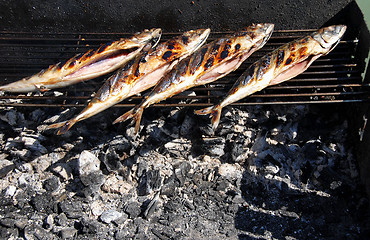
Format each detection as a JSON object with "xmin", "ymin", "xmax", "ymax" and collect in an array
[
  {"xmin": 113, "ymin": 107, "xmax": 144, "ymax": 135},
  {"xmin": 112, "ymin": 108, "xmax": 136, "ymax": 124},
  {"xmin": 47, "ymin": 119, "xmax": 77, "ymax": 135},
  {"xmin": 194, "ymin": 105, "xmax": 223, "ymax": 131}
]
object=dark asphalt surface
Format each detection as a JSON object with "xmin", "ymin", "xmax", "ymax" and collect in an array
[{"xmin": 0, "ymin": 0, "xmax": 352, "ymax": 33}]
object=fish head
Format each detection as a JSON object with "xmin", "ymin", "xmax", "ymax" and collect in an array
[
  {"xmin": 239, "ymin": 23, "xmax": 274, "ymax": 49},
  {"xmin": 172, "ymin": 28, "xmax": 211, "ymax": 55},
  {"xmin": 312, "ymin": 25, "xmax": 347, "ymax": 53},
  {"xmin": 120, "ymin": 28, "xmax": 162, "ymax": 49},
  {"xmin": 180, "ymin": 28, "xmax": 211, "ymax": 52}
]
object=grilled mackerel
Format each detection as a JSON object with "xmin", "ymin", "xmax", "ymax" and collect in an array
[
  {"xmin": 113, "ymin": 23, "xmax": 274, "ymax": 134},
  {"xmin": 0, "ymin": 28, "xmax": 162, "ymax": 92},
  {"xmin": 49, "ymin": 28, "xmax": 211, "ymax": 134},
  {"xmin": 195, "ymin": 25, "xmax": 347, "ymax": 130}
]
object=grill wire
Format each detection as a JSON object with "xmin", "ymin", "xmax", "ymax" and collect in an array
[{"xmin": 0, "ymin": 29, "xmax": 368, "ymax": 109}]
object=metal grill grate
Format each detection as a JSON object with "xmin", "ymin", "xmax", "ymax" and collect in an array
[{"xmin": 0, "ymin": 29, "xmax": 369, "ymax": 109}]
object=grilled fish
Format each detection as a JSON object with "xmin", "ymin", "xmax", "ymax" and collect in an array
[
  {"xmin": 48, "ymin": 28, "xmax": 211, "ymax": 134},
  {"xmin": 0, "ymin": 28, "xmax": 162, "ymax": 92},
  {"xmin": 113, "ymin": 23, "xmax": 274, "ymax": 134},
  {"xmin": 194, "ymin": 25, "xmax": 347, "ymax": 131}
]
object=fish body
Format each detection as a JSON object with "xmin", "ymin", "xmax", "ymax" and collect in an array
[
  {"xmin": 194, "ymin": 25, "xmax": 347, "ymax": 130},
  {"xmin": 113, "ymin": 23, "xmax": 275, "ymax": 134},
  {"xmin": 0, "ymin": 28, "xmax": 162, "ymax": 92},
  {"xmin": 49, "ymin": 28, "xmax": 211, "ymax": 134}
]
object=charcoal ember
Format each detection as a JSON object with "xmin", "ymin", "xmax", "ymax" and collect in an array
[
  {"xmin": 59, "ymin": 200, "xmax": 85, "ymax": 219},
  {"xmin": 100, "ymin": 209, "xmax": 124, "ymax": 224},
  {"xmin": 124, "ymin": 201, "xmax": 141, "ymax": 219},
  {"xmin": 201, "ymin": 137, "xmax": 225, "ymax": 157},
  {"xmin": 43, "ymin": 175, "xmax": 60, "ymax": 192}
]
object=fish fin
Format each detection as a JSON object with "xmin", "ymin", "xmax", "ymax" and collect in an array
[
  {"xmin": 112, "ymin": 108, "xmax": 136, "ymax": 124},
  {"xmin": 47, "ymin": 119, "xmax": 77, "ymax": 135},
  {"xmin": 113, "ymin": 107, "xmax": 144, "ymax": 135},
  {"xmin": 194, "ymin": 105, "xmax": 223, "ymax": 131}
]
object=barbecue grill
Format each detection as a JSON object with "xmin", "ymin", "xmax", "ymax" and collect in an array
[
  {"xmin": 1, "ymin": 1, "xmax": 370, "ymax": 189},
  {"xmin": 0, "ymin": 1, "xmax": 369, "ymax": 238}
]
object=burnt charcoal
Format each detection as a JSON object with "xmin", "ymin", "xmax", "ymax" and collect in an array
[
  {"xmin": 43, "ymin": 175, "xmax": 60, "ymax": 192},
  {"xmin": 164, "ymin": 138, "xmax": 192, "ymax": 158},
  {"xmin": 102, "ymin": 147, "xmax": 124, "ymax": 173},
  {"xmin": 0, "ymin": 218, "xmax": 15, "ymax": 228},
  {"xmin": 78, "ymin": 150, "xmax": 100, "ymax": 176},
  {"xmin": 80, "ymin": 171, "xmax": 105, "ymax": 187},
  {"xmin": 180, "ymin": 114, "xmax": 196, "ymax": 136},
  {"xmin": 56, "ymin": 213, "xmax": 68, "ymax": 227},
  {"xmin": 14, "ymin": 217, "xmax": 28, "ymax": 230},
  {"xmin": 59, "ymin": 200, "xmax": 84, "ymax": 219},
  {"xmin": 151, "ymin": 228, "xmax": 171, "ymax": 240},
  {"xmin": 161, "ymin": 176, "xmax": 176, "ymax": 196},
  {"xmin": 43, "ymin": 214, "xmax": 54, "ymax": 230},
  {"xmin": 215, "ymin": 180, "xmax": 228, "ymax": 192},
  {"xmin": 0, "ymin": 226, "xmax": 18, "ymax": 239},
  {"xmin": 0, "ymin": 161, "xmax": 15, "ymax": 178},
  {"xmin": 138, "ymin": 169, "xmax": 162, "ymax": 196},
  {"xmin": 31, "ymin": 193, "xmax": 56, "ymax": 214},
  {"xmin": 201, "ymin": 137, "xmax": 225, "ymax": 157},
  {"xmin": 124, "ymin": 201, "xmax": 142, "ymax": 219},
  {"xmin": 100, "ymin": 209, "xmax": 124, "ymax": 224},
  {"xmin": 59, "ymin": 227, "xmax": 78, "ymax": 239},
  {"xmin": 174, "ymin": 161, "xmax": 191, "ymax": 186},
  {"xmin": 136, "ymin": 160, "xmax": 148, "ymax": 179},
  {"xmin": 143, "ymin": 194, "xmax": 160, "ymax": 219},
  {"xmin": 24, "ymin": 224, "xmax": 54, "ymax": 240}
]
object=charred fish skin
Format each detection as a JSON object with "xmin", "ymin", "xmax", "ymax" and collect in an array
[
  {"xmin": 195, "ymin": 25, "xmax": 347, "ymax": 131},
  {"xmin": 48, "ymin": 28, "xmax": 211, "ymax": 135},
  {"xmin": 0, "ymin": 28, "xmax": 162, "ymax": 93},
  {"xmin": 113, "ymin": 23, "xmax": 275, "ymax": 134}
]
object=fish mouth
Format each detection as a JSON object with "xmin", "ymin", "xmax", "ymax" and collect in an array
[{"xmin": 314, "ymin": 25, "xmax": 347, "ymax": 52}]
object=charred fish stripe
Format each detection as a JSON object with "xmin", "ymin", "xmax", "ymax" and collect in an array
[{"xmin": 276, "ymin": 50, "xmax": 285, "ymax": 68}]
